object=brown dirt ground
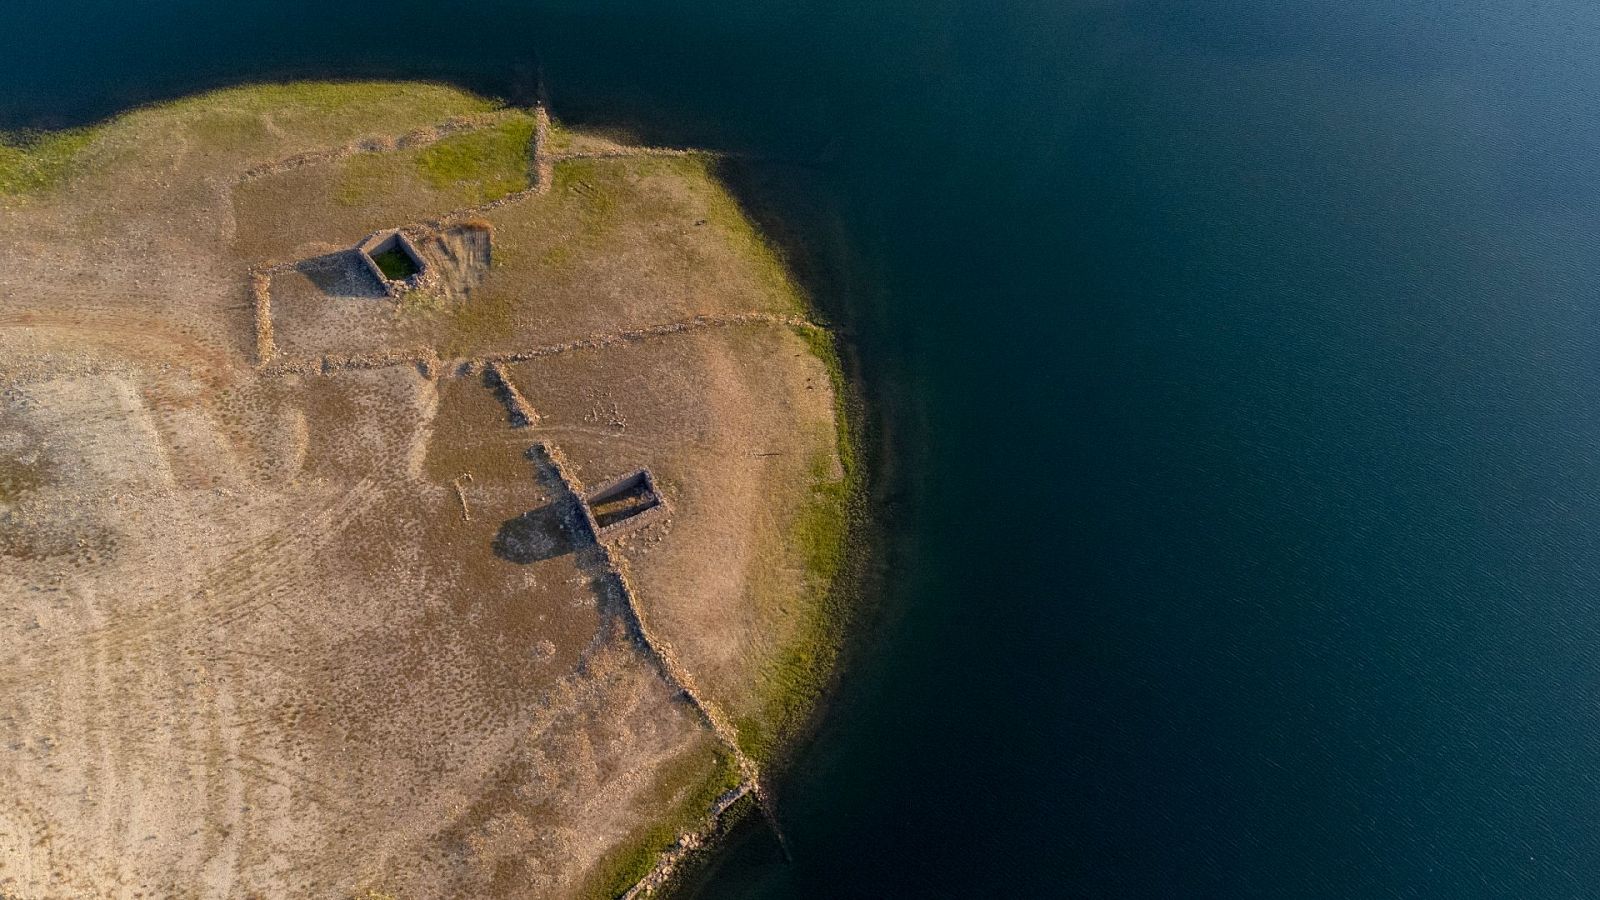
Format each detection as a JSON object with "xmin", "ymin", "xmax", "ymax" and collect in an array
[{"xmin": 0, "ymin": 83, "xmax": 842, "ymax": 899}]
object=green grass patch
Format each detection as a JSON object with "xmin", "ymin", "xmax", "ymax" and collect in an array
[
  {"xmin": 796, "ymin": 325, "xmax": 859, "ymax": 478},
  {"xmin": 580, "ymin": 747, "xmax": 743, "ymax": 900},
  {"xmin": 734, "ymin": 474, "xmax": 851, "ymax": 761},
  {"xmin": 162, "ymin": 81, "xmax": 495, "ymax": 118},
  {"xmin": 2, "ymin": 82, "xmax": 507, "ymax": 198},
  {"xmin": 335, "ymin": 115, "xmax": 535, "ymax": 207},
  {"xmin": 0, "ymin": 128, "xmax": 97, "ymax": 195},
  {"xmin": 735, "ymin": 325, "xmax": 860, "ymax": 763},
  {"xmin": 370, "ymin": 246, "xmax": 419, "ymax": 280},
  {"xmin": 155, "ymin": 82, "xmax": 500, "ymax": 141},
  {"xmin": 414, "ymin": 116, "xmax": 535, "ymax": 203}
]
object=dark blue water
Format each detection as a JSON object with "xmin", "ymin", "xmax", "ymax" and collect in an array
[{"xmin": 7, "ymin": 2, "xmax": 1600, "ymax": 896}]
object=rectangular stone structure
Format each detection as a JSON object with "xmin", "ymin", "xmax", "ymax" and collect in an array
[
  {"xmin": 357, "ymin": 228, "xmax": 430, "ymax": 297},
  {"xmin": 580, "ymin": 468, "xmax": 669, "ymax": 541}
]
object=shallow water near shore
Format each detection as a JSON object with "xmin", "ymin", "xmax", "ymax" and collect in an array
[{"xmin": 7, "ymin": 1, "xmax": 1600, "ymax": 896}]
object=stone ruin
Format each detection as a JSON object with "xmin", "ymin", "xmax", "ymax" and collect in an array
[
  {"xmin": 580, "ymin": 468, "xmax": 669, "ymax": 541},
  {"xmin": 357, "ymin": 228, "xmax": 433, "ymax": 297}
]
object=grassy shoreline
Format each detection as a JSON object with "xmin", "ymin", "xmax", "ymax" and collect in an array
[
  {"xmin": 1, "ymin": 80, "xmax": 507, "ymax": 199},
  {"xmin": 608, "ymin": 159, "xmax": 893, "ymax": 897},
  {"xmin": 580, "ymin": 159, "xmax": 873, "ymax": 895},
  {"xmin": 591, "ymin": 318, "xmax": 876, "ymax": 900},
  {"xmin": 732, "ymin": 322, "xmax": 863, "ymax": 764}
]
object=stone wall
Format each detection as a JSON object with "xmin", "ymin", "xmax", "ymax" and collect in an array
[{"xmin": 357, "ymin": 228, "xmax": 433, "ymax": 297}]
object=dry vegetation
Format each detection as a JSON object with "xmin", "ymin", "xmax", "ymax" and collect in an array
[{"xmin": 0, "ymin": 82, "xmax": 850, "ymax": 898}]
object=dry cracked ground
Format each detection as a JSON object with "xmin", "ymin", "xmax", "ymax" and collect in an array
[{"xmin": 0, "ymin": 83, "xmax": 849, "ymax": 899}]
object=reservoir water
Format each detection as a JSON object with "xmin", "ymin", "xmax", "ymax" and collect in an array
[{"xmin": 6, "ymin": 1, "xmax": 1600, "ymax": 896}]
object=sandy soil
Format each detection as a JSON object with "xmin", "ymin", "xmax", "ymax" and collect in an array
[{"xmin": 0, "ymin": 83, "xmax": 844, "ymax": 899}]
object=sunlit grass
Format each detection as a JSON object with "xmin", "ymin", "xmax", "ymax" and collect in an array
[
  {"xmin": 414, "ymin": 116, "xmax": 535, "ymax": 203},
  {"xmin": 736, "ymin": 326, "xmax": 860, "ymax": 762},
  {"xmin": 580, "ymin": 747, "xmax": 743, "ymax": 900},
  {"xmin": 0, "ymin": 129, "xmax": 96, "ymax": 195}
]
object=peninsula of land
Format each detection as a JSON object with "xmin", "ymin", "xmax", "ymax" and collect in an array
[{"xmin": 0, "ymin": 82, "xmax": 854, "ymax": 899}]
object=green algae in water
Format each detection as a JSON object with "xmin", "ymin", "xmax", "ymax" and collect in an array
[{"xmin": 370, "ymin": 246, "xmax": 420, "ymax": 280}]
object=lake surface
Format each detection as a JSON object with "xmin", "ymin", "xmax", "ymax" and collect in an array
[{"xmin": 6, "ymin": 1, "xmax": 1600, "ymax": 896}]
